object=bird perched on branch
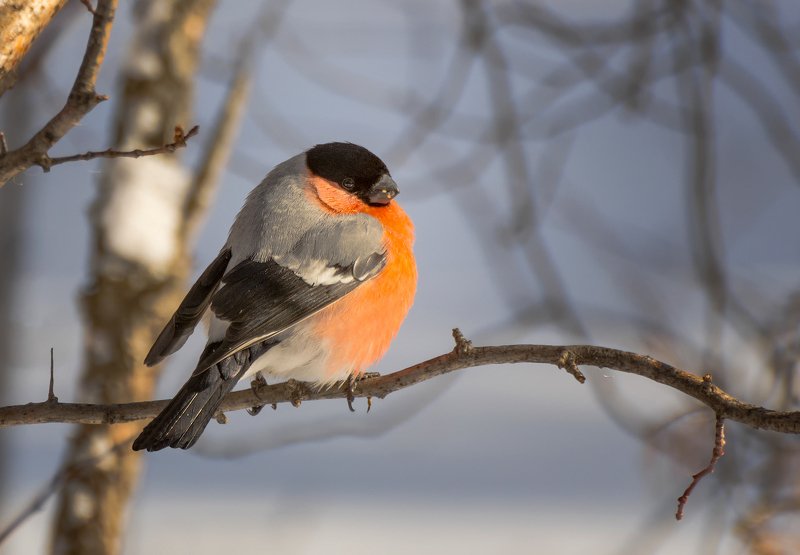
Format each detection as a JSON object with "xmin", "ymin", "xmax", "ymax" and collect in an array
[{"xmin": 132, "ymin": 143, "xmax": 417, "ymax": 452}]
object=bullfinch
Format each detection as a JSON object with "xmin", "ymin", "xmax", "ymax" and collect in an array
[{"xmin": 132, "ymin": 142, "xmax": 416, "ymax": 452}]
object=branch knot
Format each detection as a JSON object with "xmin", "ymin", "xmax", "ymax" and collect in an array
[
  {"xmin": 452, "ymin": 328, "xmax": 473, "ymax": 355},
  {"xmin": 557, "ymin": 350, "xmax": 586, "ymax": 384}
]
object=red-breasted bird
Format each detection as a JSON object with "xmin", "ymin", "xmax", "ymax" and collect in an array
[{"xmin": 132, "ymin": 143, "xmax": 417, "ymax": 451}]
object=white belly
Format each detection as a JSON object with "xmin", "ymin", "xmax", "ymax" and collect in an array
[{"xmin": 208, "ymin": 316, "xmax": 354, "ymax": 386}]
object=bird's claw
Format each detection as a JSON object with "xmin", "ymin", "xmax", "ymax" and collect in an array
[
  {"xmin": 247, "ymin": 371, "xmax": 268, "ymax": 415},
  {"xmin": 251, "ymin": 371, "xmax": 268, "ymax": 390},
  {"xmin": 344, "ymin": 372, "xmax": 381, "ymax": 412},
  {"xmin": 361, "ymin": 372, "xmax": 380, "ymax": 413},
  {"xmin": 246, "ymin": 405, "xmax": 264, "ymax": 416},
  {"xmin": 286, "ymin": 379, "xmax": 306, "ymax": 407},
  {"xmin": 345, "ymin": 375, "xmax": 356, "ymax": 412}
]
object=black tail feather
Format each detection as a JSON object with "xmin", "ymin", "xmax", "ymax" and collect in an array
[
  {"xmin": 132, "ymin": 371, "xmax": 242, "ymax": 452},
  {"xmin": 133, "ymin": 340, "xmax": 274, "ymax": 452}
]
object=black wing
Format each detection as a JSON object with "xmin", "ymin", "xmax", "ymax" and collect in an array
[
  {"xmin": 144, "ymin": 248, "xmax": 232, "ymax": 366},
  {"xmin": 194, "ymin": 253, "xmax": 385, "ymax": 372}
]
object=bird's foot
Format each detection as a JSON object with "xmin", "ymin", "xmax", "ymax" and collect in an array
[
  {"xmin": 344, "ymin": 375, "xmax": 356, "ymax": 412},
  {"xmin": 361, "ymin": 372, "xmax": 380, "ymax": 413},
  {"xmin": 247, "ymin": 372, "xmax": 268, "ymax": 416},
  {"xmin": 251, "ymin": 371, "xmax": 268, "ymax": 389},
  {"xmin": 343, "ymin": 372, "xmax": 381, "ymax": 412},
  {"xmin": 286, "ymin": 379, "xmax": 307, "ymax": 407}
]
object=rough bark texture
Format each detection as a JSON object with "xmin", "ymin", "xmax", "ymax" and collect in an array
[
  {"xmin": 48, "ymin": 1, "xmax": 216, "ymax": 554},
  {"xmin": 0, "ymin": 0, "xmax": 68, "ymax": 97}
]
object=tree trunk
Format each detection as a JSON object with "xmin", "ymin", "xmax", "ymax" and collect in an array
[
  {"xmin": 0, "ymin": 0, "xmax": 68, "ymax": 97},
  {"xmin": 49, "ymin": 1, "xmax": 216, "ymax": 553},
  {"xmin": 0, "ymin": 99, "xmax": 29, "ymax": 534}
]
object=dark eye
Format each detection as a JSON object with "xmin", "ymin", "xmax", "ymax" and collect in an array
[{"xmin": 341, "ymin": 177, "xmax": 355, "ymax": 190}]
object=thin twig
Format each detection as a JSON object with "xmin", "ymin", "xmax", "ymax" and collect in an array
[
  {"xmin": 0, "ymin": 464, "xmax": 64, "ymax": 546},
  {"xmin": 38, "ymin": 125, "xmax": 200, "ymax": 171},
  {"xmin": 0, "ymin": 339, "xmax": 798, "ymax": 434},
  {"xmin": 79, "ymin": 0, "xmax": 98, "ymax": 15},
  {"xmin": 47, "ymin": 347, "xmax": 57, "ymax": 403},
  {"xmin": 676, "ymin": 414, "xmax": 726, "ymax": 520},
  {"xmin": 0, "ymin": 0, "xmax": 118, "ymax": 187},
  {"xmin": 0, "ymin": 433, "xmax": 135, "ymax": 547}
]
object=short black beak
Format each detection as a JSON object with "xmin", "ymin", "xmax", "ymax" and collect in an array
[{"xmin": 368, "ymin": 174, "xmax": 399, "ymax": 205}]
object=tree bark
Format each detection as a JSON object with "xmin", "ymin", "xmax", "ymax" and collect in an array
[
  {"xmin": 0, "ymin": 0, "xmax": 68, "ymax": 97},
  {"xmin": 48, "ymin": 1, "xmax": 216, "ymax": 554}
]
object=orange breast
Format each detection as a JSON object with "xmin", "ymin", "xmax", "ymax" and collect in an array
[{"xmin": 307, "ymin": 178, "xmax": 417, "ymax": 378}]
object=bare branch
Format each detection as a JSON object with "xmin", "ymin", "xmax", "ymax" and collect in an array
[
  {"xmin": 0, "ymin": 0, "xmax": 117, "ymax": 187},
  {"xmin": 0, "ymin": 461, "xmax": 65, "ymax": 546},
  {"xmin": 676, "ymin": 414, "xmax": 727, "ymax": 520},
  {"xmin": 38, "ymin": 124, "xmax": 199, "ymax": 171},
  {"xmin": 1, "ymin": 336, "xmax": 798, "ymax": 434}
]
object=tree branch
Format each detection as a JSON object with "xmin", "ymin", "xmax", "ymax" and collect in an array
[
  {"xmin": 38, "ymin": 124, "xmax": 199, "ymax": 171},
  {"xmin": 1, "ymin": 330, "xmax": 798, "ymax": 434},
  {"xmin": 0, "ymin": 0, "xmax": 117, "ymax": 186},
  {"xmin": 676, "ymin": 414, "xmax": 726, "ymax": 520}
]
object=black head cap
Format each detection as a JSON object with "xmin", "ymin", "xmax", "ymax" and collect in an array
[{"xmin": 306, "ymin": 142, "xmax": 397, "ymax": 205}]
